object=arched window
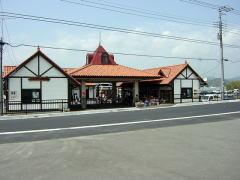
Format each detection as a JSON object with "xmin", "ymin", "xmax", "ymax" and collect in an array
[{"xmin": 102, "ymin": 54, "xmax": 108, "ymax": 64}]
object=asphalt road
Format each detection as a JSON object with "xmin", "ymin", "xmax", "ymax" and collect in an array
[
  {"xmin": 1, "ymin": 117, "xmax": 240, "ymax": 180},
  {"xmin": 0, "ymin": 101, "xmax": 240, "ymax": 144}
]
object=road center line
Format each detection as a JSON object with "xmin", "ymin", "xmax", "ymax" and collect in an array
[{"xmin": 0, "ymin": 111, "xmax": 240, "ymax": 135}]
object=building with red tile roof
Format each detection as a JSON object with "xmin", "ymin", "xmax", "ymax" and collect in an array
[
  {"xmin": 3, "ymin": 49, "xmax": 80, "ymax": 112},
  {"xmin": 143, "ymin": 63, "xmax": 206, "ymax": 85},
  {"xmin": 121, "ymin": 61, "xmax": 206, "ymax": 103},
  {"xmin": 3, "ymin": 44, "xmax": 206, "ymax": 111},
  {"xmin": 70, "ymin": 45, "xmax": 160, "ymax": 81}
]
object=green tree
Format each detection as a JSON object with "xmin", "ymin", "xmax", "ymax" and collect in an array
[{"xmin": 226, "ymin": 80, "xmax": 240, "ymax": 90}]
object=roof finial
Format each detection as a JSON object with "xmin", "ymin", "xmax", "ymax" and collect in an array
[
  {"xmin": 185, "ymin": 60, "xmax": 188, "ymax": 64},
  {"xmin": 99, "ymin": 32, "xmax": 101, "ymax": 46},
  {"xmin": 37, "ymin": 46, "xmax": 40, "ymax": 51}
]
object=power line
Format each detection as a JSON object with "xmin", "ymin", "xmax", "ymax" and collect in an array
[
  {"xmin": 7, "ymin": 42, "xmax": 219, "ymax": 61},
  {"xmin": 229, "ymin": 60, "xmax": 240, "ymax": 63},
  {"xmin": 201, "ymin": 63, "xmax": 220, "ymax": 76},
  {"xmin": 0, "ymin": 11, "xmax": 240, "ymax": 49},
  {"xmin": 181, "ymin": 0, "xmax": 240, "ymax": 99},
  {"xmin": 224, "ymin": 30, "xmax": 240, "ymax": 36},
  {"xmin": 60, "ymin": 0, "xmax": 215, "ymax": 28},
  {"xmin": 180, "ymin": 0, "xmax": 240, "ymax": 32},
  {"xmin": 97, "ymin": 0, "xmax": 240, "ymax": 26},
  {"xmin": 0, "ymin": 0, "xmax": 18, "ymax": 65},
  {"xmin": 4, "ymin": 23, "xmax": 18, "ymax": 65},
  {"xmin": 180, "ymin": 0, "xmax": 219, "ymax": 10},
  {"xmin": 180, "ymin": 0, "xmax": 240, "ymax": 16},
  {"xmin": 68, "ymin": 0, "xmax": 240, "ymax": 33}
]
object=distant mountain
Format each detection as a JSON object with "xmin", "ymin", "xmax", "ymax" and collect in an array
[
  {"xmin": 206, "ymin": 77, "xmax": 231, "ymax": 87},
  {"xmin": 227, "ymin": 77, "xmax": 240, "ymax": 82}
]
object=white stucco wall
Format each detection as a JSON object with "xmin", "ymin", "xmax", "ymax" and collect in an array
[
  {"xmin": 39, "ymin": 56, "xmax": 52, "ymax": 74},
  {"xmin": 42, "ymin": 78, "xmax": 68, "ymax": 100},
  {"xmin": 12, "ymin": 67, "xmax": 34, "ymax": 77},
  {"xmin": 8, "ymin": 78, "xmax": 21, "ymax": 101},
  {"xmin": 43, "ymin": 68, "xmax": 65, "ymax": 77},
  {"xmin": 22, "ymin": 78, "xmax": 40, "ymax": 89},
  {"xmin": 6, "ymin": 53, "xmax": 70, "ymax": 111},
  {"xmin": 173, "ymin": 67, "xmax": 201, "ymax": 103},
  {"xmin": 25, "ymin": 56, "xmax": 38, "ymax": 74}
]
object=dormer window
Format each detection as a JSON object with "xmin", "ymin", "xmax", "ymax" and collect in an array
[
  {"xmin": 158, "ymin": 70, "xmax": 166, "ymax": 77},
  {"xmin": 86, "ymin": 55, "xmax": 89, "ymax": 65},
  {"xmin": 102, "ymin": 54, "xmax": 108, "ymax": 64}
]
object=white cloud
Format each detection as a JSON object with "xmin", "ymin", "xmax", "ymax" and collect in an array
[{"xmin": 162, "ymin": 31, "xmax": 170, "ymax": 35}]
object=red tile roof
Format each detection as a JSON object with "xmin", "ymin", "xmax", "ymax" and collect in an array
[
  {"xmin": 70, "ymin": 64, "xmax": 159, "ymax": 78},
  {"xmin": 143, "ymin": 63, "xmax": 206, "ymax": 85},
  {"xmin": 3, "ymin": 66, "xmax": 16, "ymax": 78},
  {"xmin": 63, "ymin": 68, "xmax": 77, "ymax": 73},
  {"xmin": 143, "ymin": 63, "xmax": 188, "ymax": 84},
  {"xmin": 3, "ymin": 45, "xmax": 205, "ymax": 86}
]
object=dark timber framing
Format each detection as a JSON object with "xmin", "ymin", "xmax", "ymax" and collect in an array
[
  {"xmin": 37, "ymin": 52, "xmax": 40, "ymax": 76},
  {"xmin": 40, "ymin": 66, "xmax": 54, "ymax": 76},
  {"xmin": 23, "ymin": 66, "xmax": 38, "ymax": 76},
  {"xmin": 4, "ymin": 49, "xmax": 80, "ymax": 113},
  {"xmin": 20, "ymin": 77, "xmax": 23, "ymax": 110}
]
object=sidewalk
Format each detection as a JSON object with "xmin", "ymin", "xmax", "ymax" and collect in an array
[{"xmin": 0, "ymin": 99, "xmax": 239, "ymax": 121}]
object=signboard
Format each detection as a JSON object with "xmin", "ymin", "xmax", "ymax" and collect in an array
[
  {"xmin": 9, "ymin": 91, "xmax": 17, "ymax": 100},
  {"xmin": 28, "ymin": 77, "xmax": 50, "ymax": 81}
]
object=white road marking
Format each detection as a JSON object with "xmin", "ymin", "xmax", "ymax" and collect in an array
[{"xmin": 0, "ymin": 111, "xmax": 240, "ymax": 135}]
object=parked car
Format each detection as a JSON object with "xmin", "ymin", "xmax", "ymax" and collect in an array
[
  {"xmin": 233, "ymin": 89, "xmax": 240, "ymax": 94},
  {"xmin": 223, "ymin": 95, "xmax": 235, "ymax": 100},
  {"xmin": 201, "ymin": 94, "xmax": 219, "ymax": 102}
]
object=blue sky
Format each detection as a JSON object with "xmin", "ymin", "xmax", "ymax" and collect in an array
[{"xmin": 1, "ymin": 0, "xmax": 240, "ymax": 79}]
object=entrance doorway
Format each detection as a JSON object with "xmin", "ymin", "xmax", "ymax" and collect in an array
[{"xmin": 160, "ymin": 90, "xmax": 173, "ymax": 103}]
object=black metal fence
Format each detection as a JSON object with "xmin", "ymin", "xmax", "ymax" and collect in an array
[
  {"xmin": 1, "ymin": 99, "xmax": 69, "ymax": 115},
  {"xmin": 0, "ymin": 93, "xmax": 239, "ymax": 115}
]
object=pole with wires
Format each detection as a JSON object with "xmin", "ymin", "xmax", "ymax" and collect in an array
[
  {"xmin": 0, "ymin": 7, "xmax": 4, "ymax": 114},
  {"xmin": 218, "ymin": 6, "xmax": 233, "ymax": 100},
  {"xmin": 0, "ymin": 38, "xmax": 4, "ymax": 115}
]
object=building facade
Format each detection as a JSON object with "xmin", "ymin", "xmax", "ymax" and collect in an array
[
  {"xmin": 3, "ymin": 45, "xmax": 206, "ymax": 112},
  {"xmin": 140, "ymin": 62, "xmax": 206, "ymax": 103},
  {"xmin": 3, "ymin": 49, "xmax": 79, "ymax": 112}
]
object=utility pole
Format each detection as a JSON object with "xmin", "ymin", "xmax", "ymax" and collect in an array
[
  {"xmin": 0, "ymin": 38, "xmax": 4, "ymax": 115},
  {"xmin": 218, "ymin": 6, "xmax": 233, "ymax": 100}
]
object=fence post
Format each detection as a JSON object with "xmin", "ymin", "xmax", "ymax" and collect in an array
[
  {"xmin": 0, "ymin": 101, "xmax": 2, "ymax": 116},
  {"xmin": 62, "ymin": 100, "xmax": 64, "ymax": 112}
]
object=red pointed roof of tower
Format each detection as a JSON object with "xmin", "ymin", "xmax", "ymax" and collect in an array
[
  {"xmin": 86, "ymin": 45, "xmax": 116, "ymax": 65},
  {"xmin": 70, "ymin": 45, "xmax": 160, "ymax": 79}
]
